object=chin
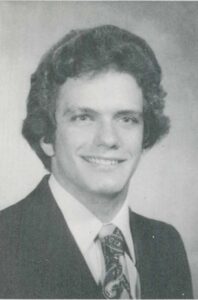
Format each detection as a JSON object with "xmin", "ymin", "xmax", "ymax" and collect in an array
[{"xmin": 90, "ymin": 181, "xmax": 127, "ymax": 197}]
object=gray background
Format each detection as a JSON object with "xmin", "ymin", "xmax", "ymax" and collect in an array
[{"xmin": 0, "ymin": 1, "xmax": 198, "ymax": 297}]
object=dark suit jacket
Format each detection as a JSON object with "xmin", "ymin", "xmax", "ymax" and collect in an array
[{"xmin": 0, "ymin": 176, "xmax": 193, "ymax": 298}]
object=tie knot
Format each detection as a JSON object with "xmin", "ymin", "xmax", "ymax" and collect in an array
[{"xmin": 99, "ymin": 224, "xmax": 125, "ymax": 256}]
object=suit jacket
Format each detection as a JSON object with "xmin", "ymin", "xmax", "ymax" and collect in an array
[{"xmin": 0, "ymin": 176, "xmax": 193, "ymax": 299}]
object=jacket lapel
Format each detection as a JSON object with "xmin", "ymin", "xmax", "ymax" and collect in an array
[
  {"xmin": 129, "ymin": 210, "xmax": 157, "ymax": 299},
  {"xmin": 20, "ymin": 176, "xmax": 102, "ymax": 298},
  {"xmin": 46, "ymin": 192, "xmax": 102, "ymax": 298}
]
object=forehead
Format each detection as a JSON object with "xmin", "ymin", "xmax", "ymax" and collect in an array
[{"xmin": 57, "ymin": 70, "xmax": 143, "ymax": 113}]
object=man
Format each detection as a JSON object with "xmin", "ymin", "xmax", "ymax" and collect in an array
[{"xmin": 0, "ymin": 25, "xmax": 193, "ymax": 298}]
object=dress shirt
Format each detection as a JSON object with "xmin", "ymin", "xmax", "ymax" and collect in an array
[{"xmin": 49, "ymin": 175, "xmax": 141, "ymax": 298}]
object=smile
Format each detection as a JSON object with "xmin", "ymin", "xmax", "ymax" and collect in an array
[{"xmin": 81, "ymin": 156, "xmax": 125, "ymax": 166}]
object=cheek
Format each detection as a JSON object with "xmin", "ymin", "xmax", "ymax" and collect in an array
[
  {"xmin": 56, "ymin": 127, "xmax": 94, "ymax": 153},
  {"xmin": 121, "ymin": 128, "xmax": 143, "ymax": 151},
  {"xmin": 67, "ymin": 125, "xmax": 96, "ymax": 142}
]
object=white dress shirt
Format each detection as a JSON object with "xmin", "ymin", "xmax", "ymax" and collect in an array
[{"xmin": 49, "ymin": 175, "xmax": 141, "ymax": 298}]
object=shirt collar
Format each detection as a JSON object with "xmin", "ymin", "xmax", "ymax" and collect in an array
[{"xmin": 48, "ymin": 175, "xmax": 136, "ymax": 262}]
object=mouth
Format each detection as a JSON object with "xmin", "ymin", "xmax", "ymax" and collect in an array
[{"xmin": 81, "ymin": 156, "xmax": 126, "ymax": 167}]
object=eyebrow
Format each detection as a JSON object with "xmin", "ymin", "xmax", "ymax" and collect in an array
[
  {"xmin": 115, "ymin": 110, "xmax": 143, "ymax": 119},
  {"xmin": 63, "ymin": 106, "xmax": 143, "ymax": 118},
  {"xmin": 63, "ymin": 107, "xmax": 98, "ymax": 116}
]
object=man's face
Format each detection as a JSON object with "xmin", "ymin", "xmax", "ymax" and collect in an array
[{"xmin": 47, "ymin": 70, "xmax": 143, "ymax": 198}]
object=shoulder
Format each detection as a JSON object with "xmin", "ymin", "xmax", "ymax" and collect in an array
[
  {"xmin": 0, "ymin": 175, "xmax": 51, "ymax": 235},
  {"xmin": 129, "ymin": 210, "xmax": 186, "ymax": 250},
  {"xmin": 130, "ymin": 210, "xmax": 191, "ymax": 275},
  {"xmin": 130, "ymin": 210, "xmax": 180, "ymax": 234}
]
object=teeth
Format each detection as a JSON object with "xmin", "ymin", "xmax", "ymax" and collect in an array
[{"xmin": 85, "ymin": 157, "xmax": 119, "ymax": 166}]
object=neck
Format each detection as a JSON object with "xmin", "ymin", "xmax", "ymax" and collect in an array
[
  {"xmin": 52, "ymin": 174, "xmax": 129, "ymax": 223},
  {"xmin": 77, "ymin": 189, "xmax": 128, "ymax": 223}
]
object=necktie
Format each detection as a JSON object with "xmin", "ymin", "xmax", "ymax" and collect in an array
[{"xmin": 99, "ymin": 224, "xmax": 132, "ymax": 299}]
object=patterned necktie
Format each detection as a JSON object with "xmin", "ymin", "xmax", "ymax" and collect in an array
[{"xmin": 99, "ymin": 224, "xmax": 132, "ymax": 299}]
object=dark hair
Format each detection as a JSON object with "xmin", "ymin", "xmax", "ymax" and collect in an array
[{"xmin": 22, "ymin": 24, "xmax": 170, "ymax": 170}]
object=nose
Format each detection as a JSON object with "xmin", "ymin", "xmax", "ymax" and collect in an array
[{"xmin": 94, "ymin": 120, "xmax": 120, "ymax": 149}]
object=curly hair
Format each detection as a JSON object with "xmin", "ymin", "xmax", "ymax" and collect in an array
[{"xmin": 22, "ymin": 24, "xmax": 170, "ymax": 170}]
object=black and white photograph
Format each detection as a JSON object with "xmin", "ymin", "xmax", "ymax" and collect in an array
[{"xmin": 0, "ymin": 1, "xmax": 197, "ymax": 298}]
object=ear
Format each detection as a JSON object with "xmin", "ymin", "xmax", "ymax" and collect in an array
[{"xmin": 40, "ymin": 137, "xmax": 55, "ymax": 157}]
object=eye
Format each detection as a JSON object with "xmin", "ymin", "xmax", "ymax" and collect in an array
[
  {"xmin": 120, "ymin": 116, "xmax": 139, "ymax": 124},
  {"xmin": 71, "ymin": 114, "xmax": 92, "ymax": 122}
]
